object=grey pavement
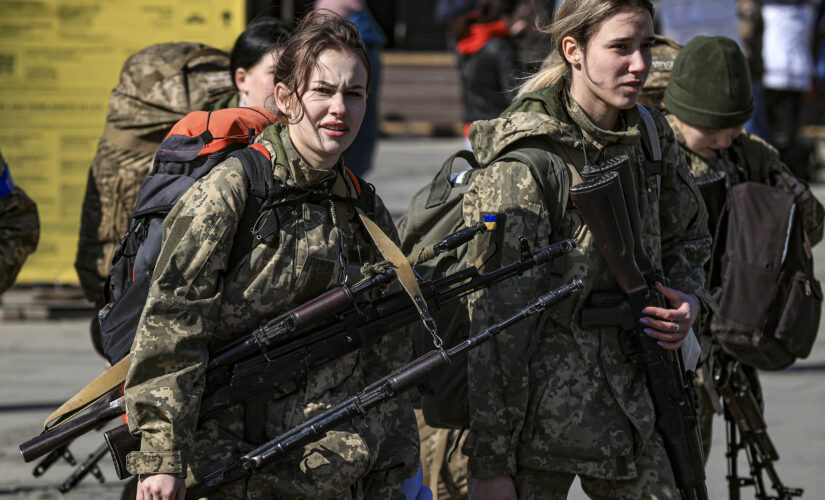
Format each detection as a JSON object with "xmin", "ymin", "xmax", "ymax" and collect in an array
[{"xmin": 1, "ymin": 136, "xmax": 824, "ymax": 499}]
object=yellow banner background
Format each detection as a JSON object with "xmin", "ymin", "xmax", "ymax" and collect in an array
[{"xmin": 0, "ymin": 0, "xmax": 245, "ymax": 284}]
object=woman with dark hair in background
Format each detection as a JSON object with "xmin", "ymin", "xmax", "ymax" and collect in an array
[{"xmin": 213, "ymin": 17, "xmax": 292, "ymax": 109}]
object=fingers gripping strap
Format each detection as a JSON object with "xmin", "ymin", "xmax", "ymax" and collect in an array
[
  {"xmin": 43, "ymin": 357, "xmax": 131, "ymax": 431},
  {"xmin": 356, "ymin": 210, "xmax": 439, "ymax": 340}
]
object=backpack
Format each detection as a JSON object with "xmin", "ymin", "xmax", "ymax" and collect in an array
[
  {"xmin": 710, "ymin": 181, "xmax": 822, "ymax": 370},
  {"xmin": 398, "ymin": 105, "xmax": 662, "ymax": 429},
  {"xmin": 76, "ymin": 42, "xmax": 235, "ymax": 306},
  {"xmin": 97, "ymin": 106, "xmax": 279, "ymax": 365}
]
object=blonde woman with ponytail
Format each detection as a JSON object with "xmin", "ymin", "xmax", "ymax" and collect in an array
[{"xmin": 458, "ymin": 0, "xmax": 713, "ymax": 498}]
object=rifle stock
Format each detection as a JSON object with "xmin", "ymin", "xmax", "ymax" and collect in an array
[{"xmin": 570, "ymin": 170, "xmax": 708, "ymax": 500}]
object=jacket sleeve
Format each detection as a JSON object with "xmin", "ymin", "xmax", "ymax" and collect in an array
[
  {"xmin": 741, "ymin": 133, "xmax": 825, "ymax": 246},
  {"xmin": 0, "ymin": 187, "xmax": 39, "ymax": 295},
  {"xmin": 459, "ymin": 162, "xmax": 552, "ymax": 479},
  {"xmin": 123, "ymin": 160, "xmax": 248, "ymax": 477},
  {"xmin": 655, "ymin": 113, "xmax": 715, "ymax": 323}
]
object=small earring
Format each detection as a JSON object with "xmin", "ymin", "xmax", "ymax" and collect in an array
[{"xmin": 574, "ymin": 60, "xmax": 581, "ymax": 69}]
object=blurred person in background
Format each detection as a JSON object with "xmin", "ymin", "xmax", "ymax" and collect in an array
[
  {"xmin": 0, "ymin": 148, "xmax": 39, "ymax": 296},
  {"xmin": 761, "ymin": 0, "xmax": 816, "ymax": 180},
  {"xmin": 736, "ymin": 0, "xmax": 771, "ymax": 141},
  {"xmin": 455, "ymin": 0, "xmax": 520, "ymax": 146},
  {"xmin": 315, "ymin": 0, "xmax": 386, "ymax": 177},
  {"xmin": 508, "ymin": 0, "xmax": 556, "ymax": 74}
]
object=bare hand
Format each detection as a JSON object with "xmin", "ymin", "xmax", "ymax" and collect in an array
[
  {"xmin": 136, "ymin": 473, "xmax": 186, "ymax": 500},
  {"xmin": 471, "ymin": 475, "xmax": 518, "ymax": 500},
  {"xmin": 777, "ymin": 172, "xmax": 811, "ymax": 203},
  {"xmin": 639, "ymin": 282, "xmax": 700, "ymax": 350}
]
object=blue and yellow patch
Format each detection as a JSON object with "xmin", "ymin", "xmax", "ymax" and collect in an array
[{"xmin": 483, "ymin": 214, "xmax": 498, "ymax": 231}]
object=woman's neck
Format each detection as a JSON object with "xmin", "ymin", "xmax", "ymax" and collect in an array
[
  {"xmin": 568, "ymin": 82, "xmax": 620, "ymax": 131},
  {"xmin": 286, "ymin": 128, "xmax": 337, "ymax": 170}
]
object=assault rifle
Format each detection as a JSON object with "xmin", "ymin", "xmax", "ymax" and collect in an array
[
  {"xmin": 187, "ymin": 279, "xmax": 583, "ymax": 497},
  {"xmin": 570, "ymin": 157, "xmax": 708, "ymax": 500},
  {"xmin": 713, "ymin": 351, "xmax": 803, "ymax": 500},
  {"xmin": 18, "ymin": 222, "xmax": 488, "ymax": 464},
  {"xmin": 20, "ymin": 227, "xmax": 576, "ymax": 479}
]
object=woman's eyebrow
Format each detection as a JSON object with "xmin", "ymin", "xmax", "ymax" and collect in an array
[{"xmin": 313, "ymin": 79, "xmax": 365, "ymax": 90}]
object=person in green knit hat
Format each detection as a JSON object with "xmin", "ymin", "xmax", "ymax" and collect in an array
[{"xmin": 661, "ymin": 35, "xmax": 824, "ymax": 464}]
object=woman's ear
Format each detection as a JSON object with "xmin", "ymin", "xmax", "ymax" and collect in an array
[
  {"xmin": 234, "ymin": 67, "xmax": 249, "ymax": 94},
  {"xmin": 562, "ymin": 36, "xmax": 581, "ymax": 68},
  {"xmin": 273, "ymin": 82, "xmax": 292, "ymax": 118}
]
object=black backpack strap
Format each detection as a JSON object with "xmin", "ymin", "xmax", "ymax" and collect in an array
[
  {"xmin": 637, "ymin": 104, "xmax": 662, "ymax": 180},
  {"xmin": 227, "ymin": 147, "xmax": 282, "ymax": 267}
]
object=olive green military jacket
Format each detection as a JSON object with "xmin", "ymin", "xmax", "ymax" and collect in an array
[
  {"xmin": 0, "ymin": 185, "xmax": 39, "ymax": 294},
  {"xmin": 123, "ymin": 123, "xmax": 418, "ymax": 497},
  {"xmin": 460, "ymin": 82, "xmax": 712, "ymax": 480},
  {"xmin": 667, "ymin": 114, "xmax": 824, "ymax": 246}
]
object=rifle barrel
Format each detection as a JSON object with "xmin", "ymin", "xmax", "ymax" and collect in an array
[{"xmin": 190, "ymin": 280, "xmax": 582, "ymax": 497}]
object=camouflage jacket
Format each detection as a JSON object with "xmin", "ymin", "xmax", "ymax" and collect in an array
[
  {"xmin": 460, "ymin": 81, "xmax": 712, "ymax": 480},
  {"xmin": 0, "ymin": 181, "xmax": 39, "ymax": 294},
  {"xmin": 123, "ymin": 123, "xmax": 418, "ymax": 497},
  {"xmin": 667, "ymin": 113, "xmax": 824, "ymax": 246}
]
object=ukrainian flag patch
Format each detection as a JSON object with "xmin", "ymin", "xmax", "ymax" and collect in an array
[{"xmin": 483, "ymin": 214, "xmax": 498, "ymax": 231}]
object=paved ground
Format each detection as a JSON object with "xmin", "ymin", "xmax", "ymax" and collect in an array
[{"xmin": 1, "ymin": 136, "xmax": 824, "ymax": 499}]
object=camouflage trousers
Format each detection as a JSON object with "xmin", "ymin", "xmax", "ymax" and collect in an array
[
  {"xmin": 416, "ymin": 410, "xmax": 469, "ymax": 500},
  {"xmin": 510, "ymin": 431, "xmax": 678, "ymax": 500}
]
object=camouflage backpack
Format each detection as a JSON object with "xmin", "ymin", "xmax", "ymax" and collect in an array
[
  {"xmin": 76, "ymin": 42, "xmax": 235, "ymax": 307},
  {"xmin": 397, "ymin": 142, "xmax": 566, "ymax": 429}
]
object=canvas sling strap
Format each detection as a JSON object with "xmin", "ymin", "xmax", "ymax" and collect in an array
[
  {"xmin": 43, "ymin": 356, "xmax": 130, "ymax": 431},
  {"xmin": 357, "ymin": 209, "xmax": 440, "ymax": 345}
]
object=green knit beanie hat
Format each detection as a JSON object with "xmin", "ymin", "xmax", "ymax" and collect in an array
[{"xmin": 663, "ymin": 36, "xmax": 754, "ymax": 129}]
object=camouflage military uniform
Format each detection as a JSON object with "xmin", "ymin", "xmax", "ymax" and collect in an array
[
  {"xmin": 0, "ymin": 154, "xmax": 39, "ymax": 295},
  {"xmin": 460, "ymin": 81, "xmax": 712, "ymax": 498},
  {"xmin": 668, "ymin": 113, "xmax": 825, "ymax": 461},
  {"xmin": 638, "ymin": 36, "xmax": 682, "ymax": 110},
  {"xmin": 123, "ymin": 123, "xmax": 419, "ymax": 499}
]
